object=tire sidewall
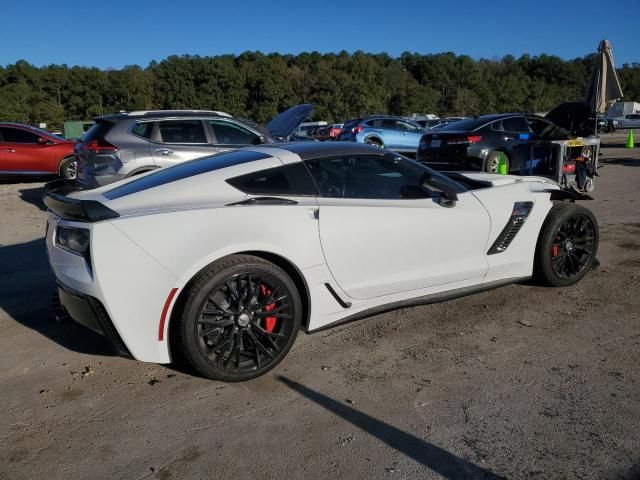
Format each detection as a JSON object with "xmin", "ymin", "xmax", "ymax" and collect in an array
[
  {"xmin": 60, "ymin": 157, "xmax": 77, "ymax": 179},
  {"xmin": 485, "ymin": 151, "xmax": 507, "ymax": 173},
  {"xmin": 536, "ymin": 203, "xmax": 599, "ymax": 287},
  {"xmin": 179, "ymin": 258, "xmax": 302, "ymax": 382}
]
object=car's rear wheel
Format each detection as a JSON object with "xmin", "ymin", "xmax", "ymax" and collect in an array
[
  {"xmin": 59, "ymin": 157, "xmax": 77, "ymax": 179},
  {"xmin": 175, "ymin": 255, "xmax": 301, "ymax": 382},
  {"xmin": 365, "ymin": 137, "xmax": 384, "ymax": 148},
  {"xmin": 485, "ymin": 151, "xmax": 508, "ymax": 173},
  {"xmin": 534, "ymin": 203, "xmax": 599, "ymax": 287}
]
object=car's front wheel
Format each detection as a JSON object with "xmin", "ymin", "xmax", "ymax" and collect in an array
[
  {"xmin": 175, "ymin": 255, "xmax": 301, "ymax": 382},
  {"xmin": 534, "ymin": 203, "xmax": 599, "ymax": 287}
]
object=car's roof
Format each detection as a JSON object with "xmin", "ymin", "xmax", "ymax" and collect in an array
[
  {"xmin": 258, "ymin": 141, "xmax": 388, "ymax": 160},
  {"xmin": 96, "ymin": 110, "xmax": 233, "ymax": 122},
  {"xmin": 0, "ymin": 122, "xmax": 62, "ymax": 138},
  {"xmin": 435, "ymin": 113, "xmax": 534, "ymax": 132}
]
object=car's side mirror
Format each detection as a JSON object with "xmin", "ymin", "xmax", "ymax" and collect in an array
[
  {"xmin": 37, "ymin": 137, "xmax": 50, "ymax": 144},
  {"xmin": 252, "ymin": 136, "xmax": 265, "ymax": 145},
  {"xmin": 421, "ymin": 172, "xmax": 458, "ymax": 207}
]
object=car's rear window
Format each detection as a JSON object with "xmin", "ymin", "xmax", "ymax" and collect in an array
[
  {"xmin": 104, "ymin": 150, "xmax": 272, "ymax": 200},
  {"xmin": 436, "ymin": 118, "xmax": 488, "ymax": 131},
  {"xmin": 81, "ymin": 121, "xmax": 114, "ymax": 142}
]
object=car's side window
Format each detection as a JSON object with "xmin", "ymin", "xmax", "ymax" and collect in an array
[
  {"xmin": 131, "ymin": 122, "xmax": 154, "ymax": 139},
  {"xmin": 209, "ymin": 120, "xmax": 260, "ymax": 145},
  {"xmin": 157, "ymin": 120, "xmax": 207, "ymax": 144},
  {"xmin": 380, "ymin": 119, "xmax": 397, "ymax": 130},
  {"xmin": 306, "ymin": 155, "xmax": 430, "ymax": 199},
  {"xmin": 502, "ymin": 117, "xmax": 530, "ymax": 133},
  {"xmin": 491, "ymin": 121, "xmax": 504, "ymax": 132},
  {"xmin": 0, "ymin": 127, "xmax": 40, "ymax": 143},
  {"xmin": 396, "ymin": 120, "xmax": 419, "ymax": 132},
  {"xmin": 227, "ymin": 163, "xmax": 318, "ymax": 196}
]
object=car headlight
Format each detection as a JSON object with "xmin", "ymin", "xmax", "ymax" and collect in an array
[{"xmin": 56, "ymin": 226, "xmax": 90, "ymax": 255}]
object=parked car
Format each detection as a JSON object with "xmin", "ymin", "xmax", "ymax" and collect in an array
[
  {"xmin": 429, "ymin": 117, "xmax": 466, "ymax": 130},
  {"xmin": 0, "ymin": 123, "xmax": 77, "ymax": 178},
  {"xmin": 417, "ymin": 114, "xmax": 570, "ymax": 173},
  {"xmin": 75, "ymin": 105, "xmax": 313, "ymax": 188},
  {"xmin": 610, "ymin": 113, "xmax": 640, "ymax": 130},
  {"xmin": 44, "ymin": 142, "xmax": 599, "ymax": 382},
  {"xmin": 405, "ymin": 115, "xmax": 440, "ymax": 129},
  {"xmin": 336, "ymin": 116, "xmax": 425, "ymax": 154}
]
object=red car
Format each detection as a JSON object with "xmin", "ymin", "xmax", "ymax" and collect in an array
[{"xmin": 0, "ymin": 123, "xmax": 77, "ymax": 178}]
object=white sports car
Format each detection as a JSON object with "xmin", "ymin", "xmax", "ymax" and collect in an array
[{"xmin": 44, "ymin": 143, "xmax": 599, "ymax": 382}]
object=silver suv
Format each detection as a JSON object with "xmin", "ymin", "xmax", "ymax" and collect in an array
[{"xmin": 75, "ymin": 105, "xmax": 312, "ymax": 187}]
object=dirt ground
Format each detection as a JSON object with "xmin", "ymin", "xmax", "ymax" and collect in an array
[{"xmin": 1, "ymin": 133, "xmax": 639, "ymax": 480}]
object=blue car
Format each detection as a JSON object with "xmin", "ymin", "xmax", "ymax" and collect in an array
[{"xmin": 337, "ymin": 116, "xmax": 426, "ymax": 155}]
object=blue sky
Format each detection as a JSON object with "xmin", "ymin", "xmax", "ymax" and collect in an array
[{"xmin": 2, "ymin": 0, "xmax": 638, "ymax": 69}]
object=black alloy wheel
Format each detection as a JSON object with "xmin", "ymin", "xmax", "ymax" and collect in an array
[
  {"xmin": 534, "ymin": 203, "xmax": 599, "ymax": 287},
  {"xmin": 549, "ymin": 214, "xmax": 597, "ymax": 280},
  {"xmin": 176, "ymin": 255, "xmax": 301, "ymax": 382}
]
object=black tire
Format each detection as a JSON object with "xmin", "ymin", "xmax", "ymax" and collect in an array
[
  {"xmin": 485, "ymin": 151, "xmax": 508, "ymax": 173},
  {"xmin": 534, "ymin": 203, "xmax": 599, "ymax": 287},
  {"xmin": 175, "ymin": 254, "xmax": 301, "ymax": 382},
  {"xmin": 59, "ymin": 157, "xmax": 77, "ymax": 179},
  {"xmin": 365, "ymin": 137, "xmax": 384, "ymax": 148}
]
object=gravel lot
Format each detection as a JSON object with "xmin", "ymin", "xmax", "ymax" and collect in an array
[{"xmin": 1, "ymin": 133, "xmax": 639, "ymax": 480}]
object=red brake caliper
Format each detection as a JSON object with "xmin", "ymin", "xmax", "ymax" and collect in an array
[
  {"xmin": 552, "ymin": 236, "xmax": 560, "ymax": 257},
  {"xmin": 259, "ymin": 284, "xmax": 277, "ymax": 333}
]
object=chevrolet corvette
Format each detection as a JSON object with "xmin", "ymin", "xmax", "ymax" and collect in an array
[{"xmin": 44, "ymin": 143, "xmax": 599, "ymax": 381}]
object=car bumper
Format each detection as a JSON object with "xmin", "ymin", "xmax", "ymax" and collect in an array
[
  {"xmin": 46, "ymin": 214, "xmax": 180, "ymax": 364},
  {"xmin": 56, "ymin": 281, "xmax": 132, "ymax": 356},
  {"xmin": 76, "ymin": 155, "xmax": 126, "ymax": 188}
]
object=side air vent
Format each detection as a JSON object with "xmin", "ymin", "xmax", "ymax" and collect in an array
[{"xmin": 487, "ymin": 201, "xmax": 534, "ymax": 255}]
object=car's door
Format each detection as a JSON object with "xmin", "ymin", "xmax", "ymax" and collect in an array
[
  {"xmin": 151, "ymin": 119, "xmax": 217, "ymax": 166},
  {"xmin": 395, "ymin": 119, "xmax": 424, "ymax": 151},
  {"xmin": 0, "ymin": 126, "xmax": 52, "ymax": 173},
  {"xmin": 306, "ymin": 154, "xmax": 491, "ymax": 300},
  {"xmin": 621, "ymin": 114, "xmax": 640, "ymax": 128},
  {"xmin": 207, "ymin": 119, "xmax": 263, "ymax": 152},
  {"xmin": 497, "ymin": 116, "xmax": 533, "ymax": 172},
  {"xmin": 378, "ymin": 118, "xmax": 402, "ymax": 149}
]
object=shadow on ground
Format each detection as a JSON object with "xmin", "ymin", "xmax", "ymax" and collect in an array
[
  {"xmin": 278, "ymin": 376, "xmax": 505, "ymax": 480},
  {"xmin": 0, "ymin": 237, "xmax": 115, "ymax": 357},
  {"xmin": 18, "ymin": 185, "xmax": 46, "ymax": 211}
]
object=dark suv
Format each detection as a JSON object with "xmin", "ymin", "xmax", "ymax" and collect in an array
[
  {"xmin": 75, "ymin": 105, "xmax": 312, "ymax": 187},
  {"xmin": 416, "ymin": 114, "xmax": 569, "ymax": 173}
]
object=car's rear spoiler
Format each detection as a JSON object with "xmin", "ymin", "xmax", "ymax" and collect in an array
[{"xmin": 43, "ymin": 179, "xmax": 119, "ymax": 222}]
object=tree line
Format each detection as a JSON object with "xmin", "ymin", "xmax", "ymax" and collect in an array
[{"xmin": 1, "ymin": 51, "xmax": 639, "ymax": 129}]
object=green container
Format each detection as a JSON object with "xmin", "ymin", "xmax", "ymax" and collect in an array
[{"xmin": 63, "ymin": 121, "xmax": 94, "ymax": 140}]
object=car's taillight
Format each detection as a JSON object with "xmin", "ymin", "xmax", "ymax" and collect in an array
[
  {"xmin": 352, "ymin": 125, "xmax": 364, "ymax": 134},
  {"xmin": 446, "ymin": 135, "xmax": 482, "ymax": 145},
  {"xmin": 83, "ymin": 139, "xmax": 118, "ymax": 155}
]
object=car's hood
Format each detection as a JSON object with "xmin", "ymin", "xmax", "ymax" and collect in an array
[
  {"xmin": 266, "ymin": 104, "xmax": 314, "ymax": 140},
  {"xmin": 545, "ymin": 102, "xmax": 591, "ymax": 137}
]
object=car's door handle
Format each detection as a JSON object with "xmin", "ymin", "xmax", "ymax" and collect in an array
[
  {"xmin": 0, "ymin": 148, "xmax": 16, "ymax": 153},
  {"xmin": 154, "ymin": 148, "xmax": 173, "ymax": 156},
  {"xmin": 502, "ymin": 136, "xmax": 515, "ymax": 141}
]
